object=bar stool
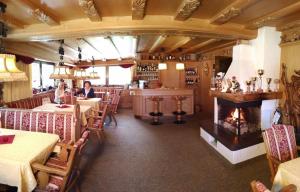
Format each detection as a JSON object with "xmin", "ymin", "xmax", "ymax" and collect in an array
[
  {"xmin": 173, "ymin": 96, "xmax": 187, "ymax": 124},
  {"xmin": 149, "ymin": 96, "xmax": 163, "ymax": 125}
]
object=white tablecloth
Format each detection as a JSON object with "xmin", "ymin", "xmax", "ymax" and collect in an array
[
  {"xmin": 272, "ymin": 158, "xmax": 300, "ymax": 192},
  {"xmin": 0, "ymin": 128, "xmax": 59, "ymax": 192}
]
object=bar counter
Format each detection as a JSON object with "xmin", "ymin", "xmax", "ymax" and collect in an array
[{"xmin": 131, "ymin": 88, "xmax": 194, "ymax": 118}]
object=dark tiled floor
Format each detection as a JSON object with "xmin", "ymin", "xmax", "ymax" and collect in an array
[{"xmin": 78, "ymin": 109, "xmax": 271, "ymax": 192}]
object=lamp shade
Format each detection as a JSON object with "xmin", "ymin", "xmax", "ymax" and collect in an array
[
  {"xmin": 89, "ymin": 71, "xmax": 100, "ymax": 79},
  {"xmin": 0, "ymin": 54, "xmax": 28, "ymax": 82},
  {"xmin": 158, "ymin": 63, "xmax": 167, "ymax": 70},
  {"xmin": 176, "ymin": 63, "xmax": 185, "ymax": 70},
  {"xmin": 50, "ymin": 66, "xmax": 73, "ymax": 79},
  {"xmin": 73, "ymin": 68, "xmax": 90, "ymax": 80}
]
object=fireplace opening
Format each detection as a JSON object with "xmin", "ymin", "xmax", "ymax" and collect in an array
[{"xmin": 217, "ymin": 99, "xmax": 261, "ymax": 136}]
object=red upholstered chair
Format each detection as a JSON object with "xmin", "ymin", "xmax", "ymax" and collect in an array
[
  {"xmin": 250, "ymin": 180, "xmax": 296, "ymax": 192},
  {"xmin": 262, "ymin": 124, "xmax": 300, "ymax": 181}
]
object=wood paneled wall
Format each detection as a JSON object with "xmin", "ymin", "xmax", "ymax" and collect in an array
[
  {"xmin": 198, "ymin": 46, "xmax": 233, "ymax": 117},
  {"xmin": 3, "ymin": 61, "xmax": 32, "ymax": 102},
  {"xmin": 280, "ymin": 41, "xmax": 300, "ymax": 80}
]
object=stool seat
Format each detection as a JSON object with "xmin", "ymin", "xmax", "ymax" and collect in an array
[
  {"xmin": 172, "ymin": 95, "xmax": 187, "ymax": 124},
  {"xmin": 148, "ymin": 96, "xmax": 164, "ymax": 125}
]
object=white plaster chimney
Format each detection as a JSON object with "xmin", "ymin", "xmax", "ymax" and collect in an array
[{"xmin": 223, "ymin": 27, "xmax": 282, "ymax": 129}]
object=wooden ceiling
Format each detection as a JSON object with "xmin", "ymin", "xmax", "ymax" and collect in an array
[{"xmin": 1, "ymin": 0, "xmax": 300, "ymax": 64}]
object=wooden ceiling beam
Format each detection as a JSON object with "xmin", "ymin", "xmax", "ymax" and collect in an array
[
  {"xmin": 149, "ymin": 35, "xmax": 167, "ymax": 53},
  {"xmin": 7, "ymin": 16, "xmax": 256, "ymax": 41},
  {"xmin": 132, "ymin": 0, "xmax": 147, "ymax": 20},
  {"xmin": 30, "ymin": 42, "xmax": 75, "ymax": 60},
  {"xmin": 107, "ymin": 36, "xmax": 122, "ymax": 59},
  {"xmin": 245, "ymin": 1, "xmax": 300, "ymax": 29},
  {"xmin": 78, "ymin": 0, "xmax": 101, "ymax": 22},
  {"xmin": 198, "ymin": 41, "xmax": 236, "ymax": 54},
  {"xmin": 277, "ymin": 19, "xmax": 300, "ymax": 31},
  {"xmin": 166, "ymin": 37, "xmax": 191, "ymax": 53},
  {"xmin": 210, "ymin": 0, "xmax": 259, "ymax": 25},
  {"xmin": 0, "ymin": 14, "xmax": 26, "ymax": 29},
  {"xmin": 78, "ymin": 59, "xmax": 135, "ymax": 67},
  {"xmin": 15, "ymin": 0, "xmax": 59, "ymax": 25},
  {"xmin": 181, "ymin": 39, "xmax": 219, "ymax": 54},
  {"xmin": 174, "ymin": 0, "xmax": 202, "ymax": 21}
]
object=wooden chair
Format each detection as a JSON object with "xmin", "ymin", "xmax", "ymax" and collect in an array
[
  {"xmin": 262, "ymin": 124, "xmax": 300, "ymax": 181},
  {"xmin": 32, "ymin": 130, "xmax": 90, "ymax": 192},
  {"xmin": 106, "ymin": 93, "xmax": 121, "ymax": 126},
  {"xmin": 250, "ymin": 180, "xmax": 297, "ymax": 192},
  {"xmin": 86, "ymin": 103, "xmax": 108, "ymax": 142}
]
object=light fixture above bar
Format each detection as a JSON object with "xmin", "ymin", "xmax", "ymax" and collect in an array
[
  {"xmin": 158, "ymin": 63, "xmax": 167, "ymax": 70},
  {"xmin": 176, "ymin": 63, "xmax": 185, "ymax": 70}
]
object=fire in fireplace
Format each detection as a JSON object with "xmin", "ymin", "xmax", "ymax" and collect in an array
[{"xmin": 217, "ymin": 99, "xmax": 261, "ymax": 136}]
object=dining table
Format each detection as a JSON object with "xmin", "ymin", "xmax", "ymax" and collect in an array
[
  {"xmin": 32, "ymin": 103, "xmax": 92, "ymax": 126},
  {"xmin": 272, "ymin": 157, "xmax": 300, "ymax": 191},
  {"xmin": 76, "ymin": 97, "xmax": 101, "ymax": 111},
  {"xmin": 0, "ymin": 128, "xmax": 59, "ymax": 192}
]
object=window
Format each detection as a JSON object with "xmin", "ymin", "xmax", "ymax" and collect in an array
[
  {"xmin": 108, "ymin": 66, "xmax": 131, "ymax": 85},
  {"xmin": 31, "ymin": 61, "xmax": 54, "ymax": 89},
  {"xmin": 86, "ymin": 67, "xmax": 106, "ymax": 85},
  {"xmin": 42, "ymin": 64, "xmax": 54, "ymax": 88},
  {"xmin": 31, "ymin": 62, "xmax": 41, "ymax": 88}
]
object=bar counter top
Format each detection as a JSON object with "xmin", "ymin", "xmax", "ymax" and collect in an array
[{"xmin": 130, "ymin": 88, "xmax": 193, "ymax": 96}]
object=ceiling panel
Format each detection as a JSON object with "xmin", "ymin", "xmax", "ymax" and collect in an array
[
  {"xmin": 95, "ymin": 0, "xmax": 131, "ymax": 17},
  {"xmin": 145, "ymin": 0, "xmax": 183, "ymax": 15}
]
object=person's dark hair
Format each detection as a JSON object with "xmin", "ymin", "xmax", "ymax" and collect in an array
[
  {"xmin": 84, "ymin": 81, "xmax": 92, "ymax": 87},
  {"xmin": 60, "ymin": 79, "xmax": 64, "ymax": 82}
]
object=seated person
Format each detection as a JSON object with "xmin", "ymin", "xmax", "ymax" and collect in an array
[
  {"xmin": 54, "ymin": 82, "xmax": 65, "ymax": 103},
  {"xmin": 79, "ymin": 81, "xmax": 95, "ymax": 98}
]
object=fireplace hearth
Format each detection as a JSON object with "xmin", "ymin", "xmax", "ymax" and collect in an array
[{"xmin": 217, "ymin": 98, "xmax": 261, "ymax": 136}]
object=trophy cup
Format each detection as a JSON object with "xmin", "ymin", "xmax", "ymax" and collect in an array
[
  {"xmin": 266, "ymin": 78, "xmax": 272, "ymax": 92},
  {"xmin": 273, "ymin": 79, "xmax": 280, "ymax": 92},
  {"xmin": 245, "ymin": 80, "xmax": 251, "ymax": 93},
  {"xmin": 251, "ymin": 77, "xmax": 257, "ymax": 92},
  {"xmin": 257, "ymin": 69, "xmax": 264, "ymax": 93}
]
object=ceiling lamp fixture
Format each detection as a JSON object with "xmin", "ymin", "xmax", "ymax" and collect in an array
[
  {"xmin": 0, "ymin": 2, "xmax": 27, "ymax": 82},
  {"xmin": 176, "ymin": 63, "xmax": 185, "ymax": 70},
  {"xmin": 73, "ymin": 45, "xmax": 90, "ymax": 80},
  {"xmin": 89, "ymin": 56, "xmax": 100, "ymax": 79},
  {"xmin": 50, "ymin": 40, "xmax": 73, "ymax": 79},
  {"xmin": 158, "ymin": 63, "xmax": 167, "ymax": 70}
]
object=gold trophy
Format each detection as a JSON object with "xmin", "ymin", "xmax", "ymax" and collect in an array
[
  {"xmin": 257, "ymin": 69, "xmax": 264, "ymax": 93},
  {"xmin": 245, "ymin": 80, "xmax": 251, "ymax": 93},
  {"xmin": 251, "ymin": 77, "xmax": 257, "ymax": 92},
  {"xmin": 266, "ymin": 78, "xmax": 272, "ymax": 92}
]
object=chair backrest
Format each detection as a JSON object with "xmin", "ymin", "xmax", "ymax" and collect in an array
[
  {"xmin": 64, "ymin": 94, "xmax": 77, "ymax": 105},
  {"xmin": 0, "ymin": 108, "xmax": 79, "ymax": 142},
  {"xmin": 262, "ymin": 124, "xmax": 298, "ymax": 162},
  {"xmin": 42, "ymin": 97, "xmax": 51, "ymax": 105},
  {"xmin": 111, "ymin": 94, "xmax": 121, "ymax": 113}
]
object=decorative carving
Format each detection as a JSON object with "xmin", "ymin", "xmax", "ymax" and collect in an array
[
  {"xmin": 132, "ymin": 0, "xmax": 147, "ymax": 20},
  {"xmin": 252, "ymin": 16, "xmax": 277, "ymax": 28},
  {"xmin": 280, "ymin": 27, "xmax": 300, "ymax": 44},
  {"xmin": 215, "ymin": 7, "xmax": 241, "ymax": 24},
  {"xmin": 281, "ymin": 64, "xmax": 300, "ymax": 132},
  {"xmin": 174, "ymin": 0, "xmax": 202, "ymax": 21},
  {"xmin": 28, "ymin": 9, "xmax": 50, "ymax": 23},
  {"xmin": 78, "ymin": 0, "xmax": 101, "ymax": 21},
  {"xmin": 278, "ymin": 20, "xmax": 300, "ymax": 31}
]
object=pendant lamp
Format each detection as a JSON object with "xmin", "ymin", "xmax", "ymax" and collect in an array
[{"xmin": 0, "ymin": 54, "xmax": 28, "ymax": 82}]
